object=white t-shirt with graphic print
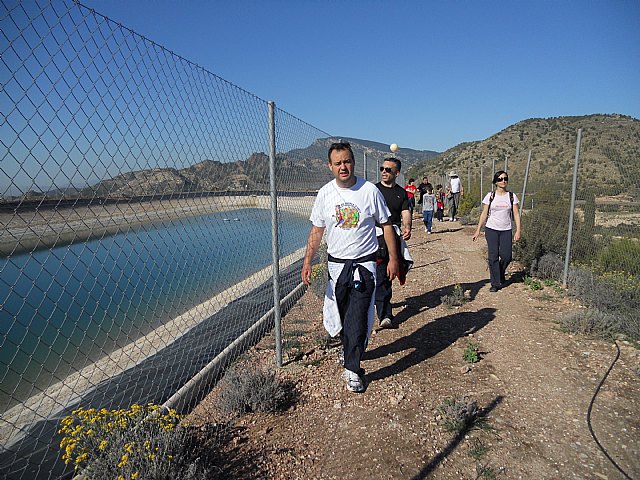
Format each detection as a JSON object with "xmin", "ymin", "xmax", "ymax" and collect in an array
[
  {"xmin": 483, "ymin": 191, "xmax": 519, "ymax": 231},
  {"xmin": 310, "ymin": 177, "xmax": 391, "ymax": 259}
]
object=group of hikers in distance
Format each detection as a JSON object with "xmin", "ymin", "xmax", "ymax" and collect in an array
[{"xmin": 301, "ymin": 142, "xmax": 521, "ymax": 393}]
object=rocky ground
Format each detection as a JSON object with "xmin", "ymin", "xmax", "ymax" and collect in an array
[{"xmin": 188, "ymin": 220, "xmax": 639, "ymax": 479}]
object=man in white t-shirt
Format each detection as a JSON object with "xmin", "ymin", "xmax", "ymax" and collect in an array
[
  {"xmin": 447, "ymin": 171, "xmax": 464, "ymax": 221},
  {"xmin": 301, "ymin": 141, "xmax": 399, "ymax": 393}
]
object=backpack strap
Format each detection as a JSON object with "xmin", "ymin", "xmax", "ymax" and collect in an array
[
  {"xmin": 487, "ymin": 191, "xmax": 495, "ymax": 216},
  {"xmin": 509, "ymin": 191, "xmax": 514, "ymax": 219}
]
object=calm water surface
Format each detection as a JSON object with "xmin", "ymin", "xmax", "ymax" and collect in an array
[{"xmin": 0, "ymin": 208, "xmax": 310, "ymax": 409}]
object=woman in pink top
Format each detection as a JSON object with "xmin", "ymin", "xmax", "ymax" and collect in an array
[{"xmin": 472, "ymin": 171, "xmax": 522, "ymax": 292}]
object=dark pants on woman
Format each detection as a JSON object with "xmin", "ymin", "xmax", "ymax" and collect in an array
[{"xmin": 484, "ymin": 227, "xmax": 512, "ymax": 288}]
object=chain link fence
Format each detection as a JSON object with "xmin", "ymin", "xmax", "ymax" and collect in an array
[
  {"xmin": 422, "ymin": 117, "xmax": 640, "ymax": 342},
  {"xmin": 1, "ymin": 0, "xmax": 335, "ymax": 477}
]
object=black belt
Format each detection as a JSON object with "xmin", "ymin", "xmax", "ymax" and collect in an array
[{"xmin": 328, "ymin": 252, "xmax": 377, "ymax": 264}]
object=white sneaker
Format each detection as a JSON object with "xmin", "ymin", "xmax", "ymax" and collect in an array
[
  {"xmin": 380, "ymin": 317, "xmax": 393, "ymax": 329},
  {"xmin": 424, "ymin": 226, "xmax": 428, "ymax": 232},
  {"xmin": 344, "ymin": 369, "xmax": 366, "ymax": 393}
]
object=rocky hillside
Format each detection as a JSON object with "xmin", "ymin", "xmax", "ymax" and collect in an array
[
  {"xmin": 407, "ymin": 114, "xmax": 640, "ymax": 196},
  {"xmin": 7, "ymin": 115, "xmax": 638, "ymax": 201},
  {"xmin": 40, "ymin": 138, "xmax": 439, "ymax": 199}
]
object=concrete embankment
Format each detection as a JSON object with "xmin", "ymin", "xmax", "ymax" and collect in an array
[
  {"xmin": 0, "ymin": 247, "xmax": 305, "ymax": 449},
  {"xmin": 0, "ymin": 194, "xmax": 315, "ymax": 256}
]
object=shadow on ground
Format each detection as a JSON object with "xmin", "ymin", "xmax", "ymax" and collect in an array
[
  {"xmin": 364, "ymin": 306, "xmax": 496, "ymax": 383},
  {"xmin": 204, "ymin": 424, "xmax": 269, "ymax": 479},
  {"xmin": 410, "ymin": 396, "xmax": 504, "ymax": 480},
  {"xmin": 393, "ymin": 279, "xmax": 490, "ymax": 317}
]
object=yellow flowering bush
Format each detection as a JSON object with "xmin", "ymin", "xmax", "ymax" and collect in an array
[{"xmin": 58, "ymin": 404, "xmax": 213, "ymax": 479}]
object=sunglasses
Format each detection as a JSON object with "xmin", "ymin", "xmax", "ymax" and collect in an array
[
  {"xmin": 380, "ymin": 166, "xmax": 395, "ymax": 173},
  {"xmin": 497, "ymin": 176, "xmax": 509, "ymax": 182}
]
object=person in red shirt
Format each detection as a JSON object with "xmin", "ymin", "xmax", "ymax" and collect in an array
[{"xmin": 404, "ymin": 178, "xmax": 417, "ymax": 216}]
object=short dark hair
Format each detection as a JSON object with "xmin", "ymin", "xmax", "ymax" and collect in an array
[
  {"xmin": 408, "ymin": 178, "xmax": 415, "ymax": 183},
  {"xmin": 383, "ymin": 157, "xmax": 401, "ymax": 171},
  {"xmin": 328, "ymin": 142, "xmax": 354, "ymax": 163},
  {"xmin": 492, "ymin": 170, "xmax": 508, "ymax": 184}
]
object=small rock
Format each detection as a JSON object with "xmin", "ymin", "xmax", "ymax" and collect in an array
[{"xmin": 460, "ymin": 365, "xmax": 471, "ymax": 374}]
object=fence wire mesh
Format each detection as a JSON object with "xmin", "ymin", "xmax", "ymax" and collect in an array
[
  {"xmin": 1, "ymin": 0, "xmax": 333, "ymax": 477},
  {"xmin": 427, "ymin": 117, "xmax": 639, "ymax": 343}
]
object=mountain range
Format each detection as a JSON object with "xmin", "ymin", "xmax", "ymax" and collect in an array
[
  {"xmin": 6, "ymin": 138, "xmax": 438, "ymax": 201},
  {"xmin": 6, "ymin": 114, "xmax": 638, "ymax": 201}
]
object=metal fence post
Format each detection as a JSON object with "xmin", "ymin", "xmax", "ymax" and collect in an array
[
  {"xmin": 521, "ymin": 150, "xmax": 532, "ymax": 212},
  {"xmin": 268, "ymin": 101, "xmax": 282, "ymax": 367},
  {"xmin": 364, "ymin": 150, "xmax": 367, "ymax": 181},
  {"xmin": 480, "ymin": 164, "xmax": 483, "ymax": 203},
  {"xmin": 563, "ymin": 129, "xmax": 582, "ymax": 287}
]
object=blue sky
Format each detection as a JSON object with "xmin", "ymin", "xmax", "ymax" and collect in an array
[{"xmin": 79, "ymin": 0, "xmax": 640, "ymax": 153}]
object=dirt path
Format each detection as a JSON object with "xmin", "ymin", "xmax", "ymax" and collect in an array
[{"xmin": 189, "ymin": 221, "xmax": 639, "ymax": 479}]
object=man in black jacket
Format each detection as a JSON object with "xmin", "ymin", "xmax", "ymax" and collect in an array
[{"xmin": 375, "ymin": 157, "xmax": 412, "ymax": 328}]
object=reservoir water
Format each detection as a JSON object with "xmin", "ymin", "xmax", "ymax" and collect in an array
[{"xmin": 0, "ymin": 207, "xmax": 310, "ymax": 411}]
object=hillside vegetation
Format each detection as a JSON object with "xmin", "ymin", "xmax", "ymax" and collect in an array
[
  {"xmin": 6, "ymin": 114, "xmax": 638, "ymax": 201},
  {"xmin": 407, "ymin": 114, "xmax": 640, "ymax": 197}
]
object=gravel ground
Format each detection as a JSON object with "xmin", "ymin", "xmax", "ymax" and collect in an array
[{"xmin": 188, "ymin": 220, "xmax": 640, "ymax": 480}]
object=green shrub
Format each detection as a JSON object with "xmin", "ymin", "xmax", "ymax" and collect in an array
[
  {"xmin": 463, "ymin": 342, "xmax": 481, "ymax": 364},
  {"xmin": 441, "ymin": 283, "xmax": 466, "ymax": 307},
  {"xmin": 459, "ymin": 205, "xmax": 483, "ymax": 226},
  {"xmin": 561, "ymin": 309, "xmax": 617, "ymax": 340},
  {"xmin": 217, "ymin": 364, "xmax": 295, "ymax": 415},
  {"xmin": 476, "ymin": 464, "xmax": 501, "ymax": 480},
  {"xmin": 437, "ymin": 396, "xmax": 491, "ymax": 434},
  {"xmin": 468, "ymin": 438, "xmax": 489, "ymax": 461},
  {"xmin": 523, "ymin": 276, "xmax": 543, "ymax": 291},
  {"xmin": 595, "ymin": 238, "xmax": 640, "ymax": 276},
  {"xmin": 458, "ymin": 188, "xmax": 481, "ymax": 216},
  {"xmin": 567, "ymin": 266, "xmax": 640, "ymax": 326},
  {"xmin": 531, "ymin": 253, "xmax": 564, "ymax": 281},
  {"xmin": 514, "ymin": 204, "xmax": 569, "ymax": 270}
]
